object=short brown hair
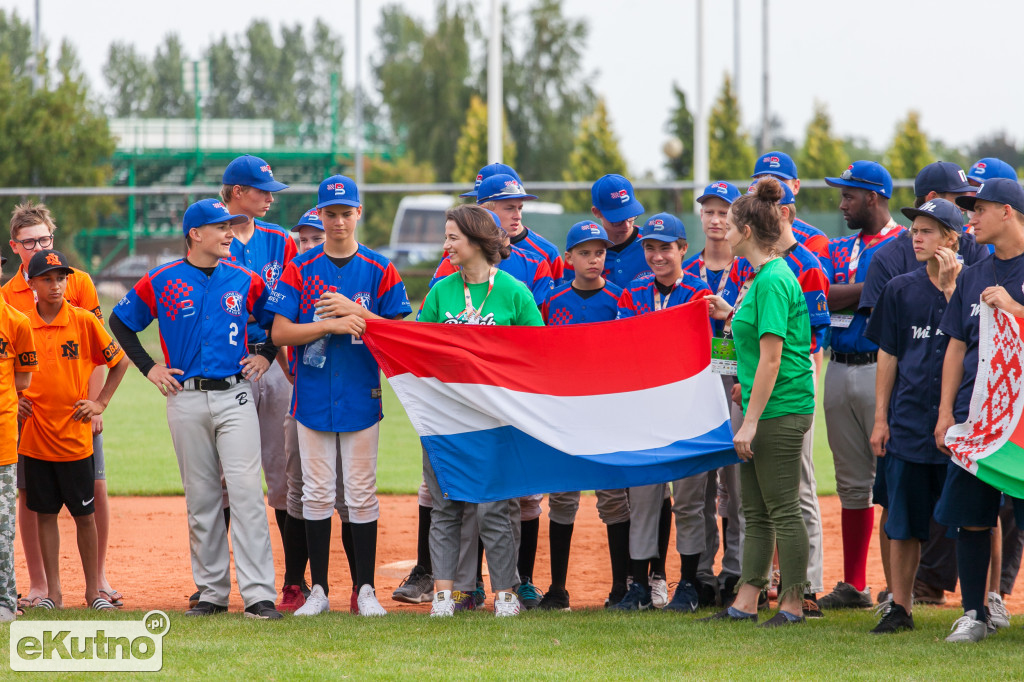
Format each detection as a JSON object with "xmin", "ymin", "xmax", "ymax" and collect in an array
[
  {"xmin": 445, "ymin": 205, "xmax": 511, "ymax": 265},
  {"xmin": 730, "ymin": 177, "xmax": 783, "ymax": 252},
  {"xmin": 10, "ymin": 201, "xmax": 56, "ymax": 240}
]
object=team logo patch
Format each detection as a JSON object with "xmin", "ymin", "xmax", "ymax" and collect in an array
[
  {"xmin": 712, "ymin": 182, "xmax": 728, "ymax": 193},
  {"xmin": 221, "ymin": 291, "xmax": 244, "ymax": 317},
  {"xmin": 326, "ymin": 183, "xmax": 346, "ymax": 195},
  {"xmin": 45, "ymin": 253, "xmax": 61, "ymax": 266},
  {"xmin": 18, "ymin": 351, "xmax": 36, "ymax": 366},
  {"xmin": 260, "ymin": 164, "xmax": 273, "ymax": 177},
  {"xmin": 61, "ymin": 340, "xmax": 79, "ymax": 360},
  {"xmin": 262, "ymin": 261, "xmax": 282, "ymax": 289},
  {"xmin": 649, "ymin": 218, "xmax": 665, "ymax": 230},
  {"xmin": 611, "ymin": 189, "xmax": 629, "ymax": 203},
  {"xmin": 0, "ymin": 338, "xmax": 8, "ymax": 357},
  {"xmin": 353, "ymin": 292, "xmax": 373, "ymax": 310},
  {"xmin": 102, "ymin": 340, "xmax": 121, "ymax": 362},
  {"xmin": 975, "ymin": 162, "xmax": 987, "ymax": 174},
  {"xmin": 764, "ymin": 155, "xmax": 780, "ymax": 168}
]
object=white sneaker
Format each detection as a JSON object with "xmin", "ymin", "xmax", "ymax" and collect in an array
[
  {"xmin": 494, "ymin": 591, "xmax": 521, "ymax": 617},
  {"xmin": 945, "ymin": 610, "xmax": 988, "ymax": 643},
  {"xmin": 294, "ymin": 585, "xmax": 330, "ymax": 616},
  {"xmin": 0, "ymin": 605, "xmax": 15, "ymax": 623},
  {"xmin": 649, "ymin": 574, "xmax": 669, "ymax": 609},
  {"xmin": 988, "ymin": 592, "xmax": 1011, "ymax": 629},
  {"xmin": 430, "ymin": 590, "xmax": 456, "ymax": 617},
  {"xmin": 356, "ymin": 585, "xmax": 387, "ymax": 617}
]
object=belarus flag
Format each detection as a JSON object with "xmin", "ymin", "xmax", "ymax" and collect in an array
[{"xmin": 362, "ymin": 299, "xmax": 738, "ymax": 503}]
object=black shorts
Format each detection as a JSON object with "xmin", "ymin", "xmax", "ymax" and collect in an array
[{"xmin": 23, "ymin": 455, "xmax": 96, "ymax": 516}]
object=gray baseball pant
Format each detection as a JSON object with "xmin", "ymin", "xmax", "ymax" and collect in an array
[
  {"xmin": 628, "ymin": 474, "xmax": 708, "ymax": 561},
  {"xmin": 253, "ymin": 361, "xmax": 292, "ymax": 511},
  {"xmin": 823, "ymin": 360, "xmax": 877, "ymax": 510}
]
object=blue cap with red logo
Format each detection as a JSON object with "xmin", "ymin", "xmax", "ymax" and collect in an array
[
  {"xmin": 697, "ymin": 181, "xmax": 742, "ymax": 205},
  {"xmin": 968, "ymin": 158, "xmax": 1018, "ymax": 185},
  {"xmin": 460, "ymin": 163, "xmax": 523, "ymax": 198},
  {"xmin": 746, "ymin": 178, "xmax": 795, "ymax": 205},
  {"xmin": 752, "ymin": 151, "xmax": 798, "ymax": 180},
  {"xmin": 639, "ymin": 213, "xmax": 687, "ymax": 242},
  {"xmin": 292, "ymin": 207, "xmax": 324, "ymax": 232},
  {"xmin": 565, "ymin": 221, "xmax": 614, "ymax": 251},
  {"xmin": 182, "ymin": 198, "xmax": 248, "ymax": 235},
  {"xmin": 222, "ymin": 155, "xmax": 288, "ymax": 192},
  {"xmin": 955, "ymin": 177, "xmax": 1024, "ymax": 215},
  {"xmin": 317, "ymin": 175, "xmax": 361, "ymax": 209},
  {"xmin": 591, "ymin": 174, "xmax": 645, "ymax": 223},
  {"xmin": 476, "ymin": 174, "xmax": 538, "ymax": 204},
  {"xmin": 825, "ymin": 160, "xmax": 893, "ymax": 199}
]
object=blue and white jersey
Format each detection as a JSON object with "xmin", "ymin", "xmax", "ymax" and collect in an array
[
  {"xmin": 544, "ymin": 281, "xmax": 623, "ymax": 325},
  {"xmin": 617, "ymin": 272, "xmax": 710, "ymax": 319},
  {"xmin": 228, "ymin": 218, "xmax": 297, "ymax": 344},
  {"xmin": 562, "ymin": 229, "xmax": 651, "ymax": 289}
]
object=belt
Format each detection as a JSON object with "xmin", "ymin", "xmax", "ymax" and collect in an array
[
  {"xmin": 830, "ymin": 351, "xmax": 877, "ymax": 365},
  {"xmin": 182, "ymin": 373, "xmax": 245, "ymax": 392},
  {"xmin": 247, "ymin": 342, "xmax": 264, "ymax": 354}
]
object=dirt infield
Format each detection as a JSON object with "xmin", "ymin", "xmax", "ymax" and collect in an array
[{"xmin": 14, "ymin": 494, "xmax": 1015, "ymax": 613}]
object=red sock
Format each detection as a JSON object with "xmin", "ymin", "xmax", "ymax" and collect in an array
[{"xmin": 841, "ymin": 507, "xmax": 874, "ymax": 591}]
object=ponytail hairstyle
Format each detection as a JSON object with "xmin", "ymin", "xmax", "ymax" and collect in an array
[
  {"xmin": 445, "ymin": 204, "xmax": 511, "ymax": 265},
  {"xmin": 730, "ymin": 177, "xmax": 783, "ymax": 252}
]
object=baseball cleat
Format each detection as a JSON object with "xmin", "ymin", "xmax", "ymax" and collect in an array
[{"xmin": 392, "ymin": 565, "xmax": 434, "ymax": 604}]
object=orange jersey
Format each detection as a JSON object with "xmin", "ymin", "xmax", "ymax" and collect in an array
[
  {"xmin": 18, "ymin": 300, "xmax": 124, "ymax": 462},
  {"xmin": 2, "ymin": 264, "xmax": 102, "ymax": 321},
  {"xmin": 0, "ymin": 297, "xmax": 37, "ymax": 466}
]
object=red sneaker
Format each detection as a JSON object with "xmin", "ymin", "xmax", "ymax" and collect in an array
[
  {"xmin": 350, "ymin": 587, "xmax": 359, "ymax": 614},
  {"xmin": 278, "ymin": 584, "xmax": 306, "ymax": 612}
]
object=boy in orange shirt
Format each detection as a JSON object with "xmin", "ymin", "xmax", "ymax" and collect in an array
[
  {"xmin": 17, "ymin": 250, "xmax": 128, "ymax": 610},
  {"xmin": 0, "ymin": 253, "xmax": 37, "ymax": 622}
]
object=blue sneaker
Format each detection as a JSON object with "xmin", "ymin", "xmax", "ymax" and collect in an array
[
  {"xmin": 664, "ymin": 580, "xmax": 700, "ymax": 613},
  {"xmin": 611, "ymin": 582, "xmax": 653, "ymax": 611},
  {"xmin": 516, "ymin": 579, "xmax": 544, "ymax": 610}
]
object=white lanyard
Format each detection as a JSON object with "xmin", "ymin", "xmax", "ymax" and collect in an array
[
  {"xmin": 460, "ymin": 267, "xmax": 496, "ymax": 323},
  {"xmin": 697, "ymin": 254, "xmax": 732, "ymax": 297},
  {"xmin": 847, "ymin": 221, "xmax": 898, "ymax": 282},
  {"xmin": 653, "ymin": 278, "xmax": 684, "ymax": 312}
]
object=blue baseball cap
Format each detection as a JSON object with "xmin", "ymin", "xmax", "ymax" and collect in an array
[
  {"xmin": 317, "ymin": 175, "xmax": 361, "ymax": 209},
  {"xmin": 825, "ymin": 161, "xmax": 893, "ymax": 199},
  {"xmin": 746, "ymin": 178, "xmax": 795, "ymax": 205},
  {"xmin": 182, "ymin": 198, "xmax": 248, "ymax": 235},
  {"xmin": 914, "ymin": 161, "xmax": 973, "ymax": 196},
  {"xmin": 752, "ymin": 151, "xmax": 798, "ymax": 180},
  {"xmin": 968, "ymin": 157, "xmax": 1018, "ymax": 185},
  {"xmin": 476, "ymin": 174, "xmax": 537, "ymax": 204},
  {"xmin": 639, "ymin": 213, "xmax": 687, "ymax": 242},
  {"xmin": 956, "ymin": 177, "xmax": 1024, "ymax": 215},
  {"xmin": 222, "ymin": 155, "xmax": 288, "ymax": 192},
  {"xmin": 591, "ymin": 174, "xmax": 645, "ymax": 223},
  {"xmin": 900, "ymin": 198, "xmax": 964, "ymax": 234},
  {"xmin": 460, "ymin": 163, "xmax": 523, "ymax": 198},
  {"xmin": 696, "ymin": 181, "xmax": 742, "ymax": 205},
  {"xmin": 565, "ymin": 220, "xmax": 614, "ymax": 251},
  {"xmin": 292, "ymin": 207, "xmax": 323, "ymax": 232}
]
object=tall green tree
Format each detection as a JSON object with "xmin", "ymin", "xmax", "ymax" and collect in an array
[
  {"xmin": 562, "ymin": 98, "xmax": 627, "ymax": 211},
  {"xmin": 708, "ymin": 73, "xmax": 754, "ymax": 181},
  {"xmin": 798, "ymin": 101, "xmax": 848, "ymax": 211},
  {"xmin": 885, "ymin": 110, "xmax": 934, "ymax": 206},
  {"xmin": 664, "ymin": 83, "xmax": 694, "ymax": 180},
  {"xmin": 203, "ymin": 35, "xmax": 242, "ymax": 119},
  {"xmin": 148, "ymin": 34, "xmax": 189, "ymax": 118},
  {"xmin": 102, "ymin": 43, "xmax": 152, "ymax": 117},
  {"xmin": 451, "ymin": 95, "xmax": 516, "ymax": 184}
]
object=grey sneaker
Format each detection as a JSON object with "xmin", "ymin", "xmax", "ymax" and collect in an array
[
  {"xmin": 392, "ymin": 565, "xmax": 434, "ymax": 604},
  {"xmin": 946, "ymin": 610, "xmax": 988, "ymax": 643},
  {"xmin": 818, "ymin": 582, "xmax": 872, "ymax": 609},
  {"xmin": 988, "ymin": 592, "xmax": 1011, "ymax": 629}
]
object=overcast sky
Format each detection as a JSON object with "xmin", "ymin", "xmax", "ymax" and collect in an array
[{"xmin": 7, "ymin": 0, "xmax": 1019, "ymax": 178}]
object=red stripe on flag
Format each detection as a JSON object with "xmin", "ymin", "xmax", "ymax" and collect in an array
[{"xmin": 362, "ymin": 297, "xmax": 712, "ymax": 397}]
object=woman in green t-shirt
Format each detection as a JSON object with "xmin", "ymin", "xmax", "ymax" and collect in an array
[
  {"xmin": 419, "ymin": 204, "xmax": 542, "ymax": 618},
  {"xmin": 705, "ymin": 177, "xmax": 815, "ymax": 627}
]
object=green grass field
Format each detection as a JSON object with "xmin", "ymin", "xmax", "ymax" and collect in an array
[{"xmin": 2, "ymin": 606, "xmax": 1021, "ymax": 680}]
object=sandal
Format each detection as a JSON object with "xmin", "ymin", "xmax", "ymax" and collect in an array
[
  {"xmin": 34, "ymin": 598, "xmax": 56, "ymax": 610},
  {"xmin": 98, "ymin": 589, "xmax": 124, "ymax": 608},
  {"xmin": 18, "ymin": 595, "xmax": 41, "ymax": 610},
  {"xmin": 91, "ymin": 597, "xmax": 115, "ymax": 611}
]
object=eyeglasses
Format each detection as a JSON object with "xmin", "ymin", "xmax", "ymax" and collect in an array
[
  {"xmin": 14, "ymin": 235, "xmax": 54, "ymax": 249},
  {"xmin": 839, "ymin": 169, "xmax": 883, "ymax": 187}
]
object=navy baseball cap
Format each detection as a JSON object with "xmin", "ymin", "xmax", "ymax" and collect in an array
[
  {"xmin": 476, "ymin": 174, "xmax": 537, "ymax": 204},
  {"xmin": 317, "ymin": 175, "xmax": 361, "ymax": 209},
  {"xmin": 746, "ymin": 179, "xmax": 795, "ymax": 205},
  {"xmin": 292, "ymin": 207, "xmax": 323, "ymax": 232},
  {"xmin": 956, "ymin": 177, "xmax": 1024, "ymax": 214},
  {"xmin": 565, "ymin": 220, "xmax": 614, "ymax": 251},
  {"xmin": 460, "ymin": 163, "xmax": 523, "ymax": 199},
  {"xmin": 900, "ymin": 198, "xmax": 965, "ymax": 234},
  {"xmin": 591, "ymin": 174, "xmax": 645, "ymax": 223},
  {"xmin": 914, "ymin": 161, "xmax": 972, "ymax": 196},
  {"xmin": 182, "ymin": 199, "xmax": 248, "ymax": 235},
  {"xmin": 825, "ymin": 161, "xmax": 893, "ymax": 198},
  {"xmin": 27, "ymin": 249, "xmax": 73, "ymax": 278},
  {"xmin": 639, "ymin": 213, "xmax": 686, "ymax": 242},
  {"xmin": 697, "ymin": 181, "xmax": 742, "ymax": 205},
  {"xmin": 968, "ymin": 157, "xmax": 1018, "ymax": 185},
  {"xmin": 752, "ymin": 151, "xmax": 798, "ymax": 180},
  {"xmin": 222, "ymin": 155, "xmax": 288, "ymax": 192}
]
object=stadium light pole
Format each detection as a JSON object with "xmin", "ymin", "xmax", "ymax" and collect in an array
[
  {"xmin": 733, "ymin": 0, "xmax": 740, "ymax": 95},
  {"xmin": 760, "ymin": 0, "xmax": 770, "ymax": 151},
  {"xmin": 487, "ymin": 0, "xmax": 503, "ymax": 164},
  {"xmin": 354, "ymin": 0, "xmax": 364, "ymax": 187},
  {"xmin": 693, "ymin": 0, "xmax": 709, "ymax": 208}
]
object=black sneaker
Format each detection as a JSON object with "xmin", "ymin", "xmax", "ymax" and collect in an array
[
  {"xmin": 244, "ymin": 600, "xmax": 283, "ymax": 620},
  {"xmin": 611, "ymin": 582, "xmax": 653, "ymax": 611},
  {"xmin": 664, "ymin": 580, "xmax": 699, "ymax": 613},
  {"xmin": 721, "ymin": 575, "xmax": 739, "ymax": 608},
  {"xmin": 604, "ymin": 582, "xmax": 628, "ymax": 609},
  {"xmin": 516, "ymin": 579, "xmax": 544, "ymax": 610},
  {"xmin": 188, "ymin": 590, "xmax": 201, "ymax": 609},
  {"xmin": 870, "ymin": 602, "xmax": 914, "ymax": 634},
  {"xmin": 803, "ymin": 595, "xmax": 823, "ymax": 619},
  {"xmin": 697, "ymin": 580, "xmax": 718, "ymax": 608},
  {"xmin": 538, "ymin": 586, "xmax": 571, "ymax": 611},
  {"xmin": 186, "ymin": 601, "xmax": 227, "ymax": 616},
  {"xmin": 300, "ymin": 581, "xmax": 311, "ymax": 599},
  {"xmin": 818, "ymin": 582, "xmax": 872, "ymax": 609},
  {"xmin": 759, "ymin": 611, "xmax": 805, "ymax": 628}
]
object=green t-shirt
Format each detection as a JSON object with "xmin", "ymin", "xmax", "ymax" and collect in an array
[
  {"xmin": 732, "ymin": 257, "xmax": 815, "ymax": 419},
  {"xmin": 420, "ymin": 269, "xmax": 544, "ymax": 327}
]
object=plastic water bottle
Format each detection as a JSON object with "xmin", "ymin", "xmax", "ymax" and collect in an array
[{"xmin": 302, "ymin": 286, "xmax": 336, "ymax": 368}]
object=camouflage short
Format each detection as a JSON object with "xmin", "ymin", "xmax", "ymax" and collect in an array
[{"xmin": 0, "ymin": 463, "xmax": 15, "ymax": 612}]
